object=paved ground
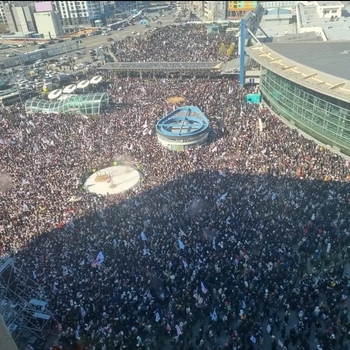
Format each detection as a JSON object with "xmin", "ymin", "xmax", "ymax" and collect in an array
[{"xmin": 84, "ymin": 166, "xmax": 141, "ymax": 195}]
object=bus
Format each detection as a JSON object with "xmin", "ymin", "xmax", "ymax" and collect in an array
[
  {"xmin": 0, "ymin": 87, "xmax": 18, "ymax": 97},
  {"xmin": 107, "ymin": 21, "xmax": 125, "ymax": 30},
  {"xmin": 0, "ymin": 91, "xmax": 21, "ymax": 106}
]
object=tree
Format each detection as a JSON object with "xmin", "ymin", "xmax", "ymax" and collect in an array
[
  {"xmin": 226, "ymin": 43, "xmax": 235, "ymax": 57},
  {"xmin": 218, "ymin": 43, "xmax": 226, "ymax": 55}
]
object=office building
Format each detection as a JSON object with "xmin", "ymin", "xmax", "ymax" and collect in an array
[
  {"xmin": 203, "ymin": 1, "xmax": 227, "ymax": 21},
  {"xmin": 258, "ymin": 1, "xmax": 297, "ymax": 9},
  {"xmin": 226, "ymin": 1, "xmax": 258, "ymax": 19}
]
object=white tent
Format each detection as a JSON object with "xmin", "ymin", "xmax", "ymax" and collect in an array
[
  {"xmin": 63, "ymin": 84, "xmax": 77, "ymax": 94},
  {"xmin": 90, "ymin": 75, "xmax": 103, "ymax": 85},
  {"xmin": 47, "ymin": 89, "xmax": 62, "ymax": 100},
  {"xmin": 77, "ymin": 80, "xmax": 90, "ymax": 89}
]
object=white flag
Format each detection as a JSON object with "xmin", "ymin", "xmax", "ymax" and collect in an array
[
  {"xmin": 182, "ymin": 260, "xmax": 188, "ymax": 268},
  {"xmin": 210, "ymin": 310, "xmax": 218, "ymax": 321},
  {"xmin": 92, "ymin": 251, "xmax": 104, "ymax": 267},
  {"xmin": 141, "ymin": 231, "xmax": 147, "ymax": 241},
  {"xmin": 212, "ymin": 237, "xmax": 216, "ymax": 250},
  {"xmin": 216, "ymin": 192, "xmax": 228, "ymax": 205},
  {"xmin": 179, "ymin": 228, "xmax": 186, "ymax": 237},
  {"xmin": 155, "ymin": 312, "xmax": 160, "ymax": 322},
  {"xmin": 178, "ymin": 239, "xmax": 185, "ymax": 250}
]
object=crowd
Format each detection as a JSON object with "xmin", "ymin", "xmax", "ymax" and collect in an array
[
  {"xmin": 0, "ymin": 25, "xmax": 350, "ymax": 350},
  {"xmin": 111, "ymin": 25, "xmax": 237, "ymax": 63}
]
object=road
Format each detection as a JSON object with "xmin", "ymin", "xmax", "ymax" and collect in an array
[
  {"xmin": 0, "ymin": 12, "xmax": 178, "ymax": 61},
  {"xmin": 78, "ymin": 13, "xmax": 177, "ymax": 50}
]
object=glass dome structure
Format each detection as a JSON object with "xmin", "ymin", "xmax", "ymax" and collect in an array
[{"xmin": 25, "ymin": 93, "xmax": 109, "ymax": 115}]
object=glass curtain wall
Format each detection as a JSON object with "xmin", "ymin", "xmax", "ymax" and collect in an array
[{"xmin": 260, "ymin": 67, "xmax": 350, "ymax": 154}]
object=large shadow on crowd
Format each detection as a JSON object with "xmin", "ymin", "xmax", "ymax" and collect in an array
[{"xmin": 14, "ymin": 167, "xmax": 350, "ymax": 348}]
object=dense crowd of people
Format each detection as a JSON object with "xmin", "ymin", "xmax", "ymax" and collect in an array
[
  {"xmin": 0, "ymin": 24, "xmax": 350, "ymax": 350},
  {"xmin": 111, "ymin": 24, "xmax": 237, "ymax": 62}
]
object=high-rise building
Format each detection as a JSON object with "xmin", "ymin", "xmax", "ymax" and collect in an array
[
  {"xmin": 226, "ymin": 1, "xmax": 258, "ymax": 19},
  {"xmin": 3, "ymin": 2, "xmax": 36, "ymax": 33},
  {"xmin": 0, "ymin": 1, "xmax": 8, "ymax": 26},
  {"xmin": 53, "ymin": 1, "xmax": 114, "ymax": 27},
  {"xmin": 258, "ymin": 1, "xmax": 297, "ymax": 9},
  {"xmin": 203, "ymin": 1, "xmax": 227, "ymax": 21}
]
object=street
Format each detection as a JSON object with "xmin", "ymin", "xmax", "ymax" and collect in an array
[{"xmin": 0, "ymin": 12, "xmax": 178, "ymax": 63}]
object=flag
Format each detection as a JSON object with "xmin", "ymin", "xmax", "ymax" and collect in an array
[
  {"xmin": 216, "ymin": 192, "xmax": 228, "ymax": 205},
  {"xmin": 175, "ymin": 324, "xmax": 182, "ymax": 335},
  {"xmin": 75, "ymin": 325, "xmax": 81, "ymax": 339},
  {"xmin": 271, "ymin": 193, "xmax": 276, "ymax": 201},
  {"xmin": 278, "ymin": 340, "xmax": 284, "ymax": 347},
  {"xmin": 201, "ymin": 281, "xmax": 208, "ymax": 294},
  {"xmin": 143, "ymin": 248, "xmax": 150, "ymax": 256},
  {"xmin": 141, "ymin": 231, "xmax": 147, "ymax": 241},
  {"xmin": 218, "ymin": 170, "xmax": 226, "ymax": 177},
  {"xmin": 178, "ymin": 239, "xmax": 185, "ymax": 250},
  {"xmin": 179, "ymin": 228, "xmax": 186, "ymax": 237},
  {"xmin": 250, "ymin": 336, "xmax": 256, "ymax": 343},
  {"xmin": 80, "ymin": 307, "xmax": 86, "ymax": 319},
  {"xmin": 212, "ymin": 237, "xmax": 216, "ymax": 250},
  {"xmin": 155, "ymin": 312, "xmax": 160, "ymax": 322},
  {"xmin": 91, "ymin": 251, "xmax": 104, "ymax": 267},
  {"xmin": 182, "ymin": 260, "xmax": 188, "ymax": 268},
  {"xmin": 210, "ymin": 310, "xmax": 218, "ymax": 321}
]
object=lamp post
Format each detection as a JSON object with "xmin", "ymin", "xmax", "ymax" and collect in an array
[
  {"xmin": 17, "ymin": 23, "xmax": 29, "ymax": 56},
  {"xmin": 9, "ymin": 68, "xmax": 23, "ymax": 104}
]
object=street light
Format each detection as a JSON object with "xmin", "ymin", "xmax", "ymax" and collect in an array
[{"xmin": 17, "ymin": 23, "xmax": 29, "ymax": 56}]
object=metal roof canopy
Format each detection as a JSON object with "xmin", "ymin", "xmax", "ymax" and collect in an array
[
  {"xmin": 156, "ymin": 106, "xmax": 209, "ymax": 139},
  {"xmin": 99, "ymin": 62, "xmax": 223, "ymax": 71},
  {"xmin": 266, "ymin": 42, "xmax": 350, "ymax": 81}
]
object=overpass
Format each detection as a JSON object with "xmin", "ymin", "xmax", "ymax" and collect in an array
[{"xmin": 99, "ymin": 61, "xmax": 224, "ymax": 77}]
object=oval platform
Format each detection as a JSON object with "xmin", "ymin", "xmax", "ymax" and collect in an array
[{"xmin": 84, "ymin": 166, "xmax": 140, "ymax": 195}]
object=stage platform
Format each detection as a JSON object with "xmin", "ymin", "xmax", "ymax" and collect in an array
[{"xmin": 84, "ymin": 166, "xmax": 140, "ymax": 195}]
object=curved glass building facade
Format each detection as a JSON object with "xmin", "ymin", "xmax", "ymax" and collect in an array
[
  {"xmin": 25, "ymin": 93, "xmax": 109, "ymax": 115},
  {"xmin": 260, "ymin": 68, "xmax": 350, "ymax": 154}
]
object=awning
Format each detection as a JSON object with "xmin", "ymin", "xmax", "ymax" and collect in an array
[
  {"xmin": 47, "ymin": 89, "xmax": 62, "ymax": 100},
  {"xmin": 77, "ymin": 80, "xmax": 90, "ymax": 89},
  {"xmin": 90, "ymin": 75, "xmax": 103, "ymax": 84},
  {"xmin": 63, "ymin": 84, "xmax": 77, "ymax": 94}
]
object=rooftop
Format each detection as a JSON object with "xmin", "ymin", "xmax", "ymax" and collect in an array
[
  {"xmin": 258, "ymin": 7, "xmax": 297, "ymax": 37},
  {"xmin": 265, "ymin": 41, "xmax": 350, "ymax": 80},
  {"xmin": 298, "ymin": 2, "xmax": 350, "ymax": 41},
  {"xmin": 317, "ymin": 1, "xmax": 343, "ymax": 6},
  {"xmin": 100, "ymin": 62, "xmax": 223, "ymax": 71},
  {"xmin": 246, "ymin": 43, "xmax": 350, "ymax": 103},
  {"xmin": 156, "ymin": 106, "xmax": 209, "ymax": 139}
]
